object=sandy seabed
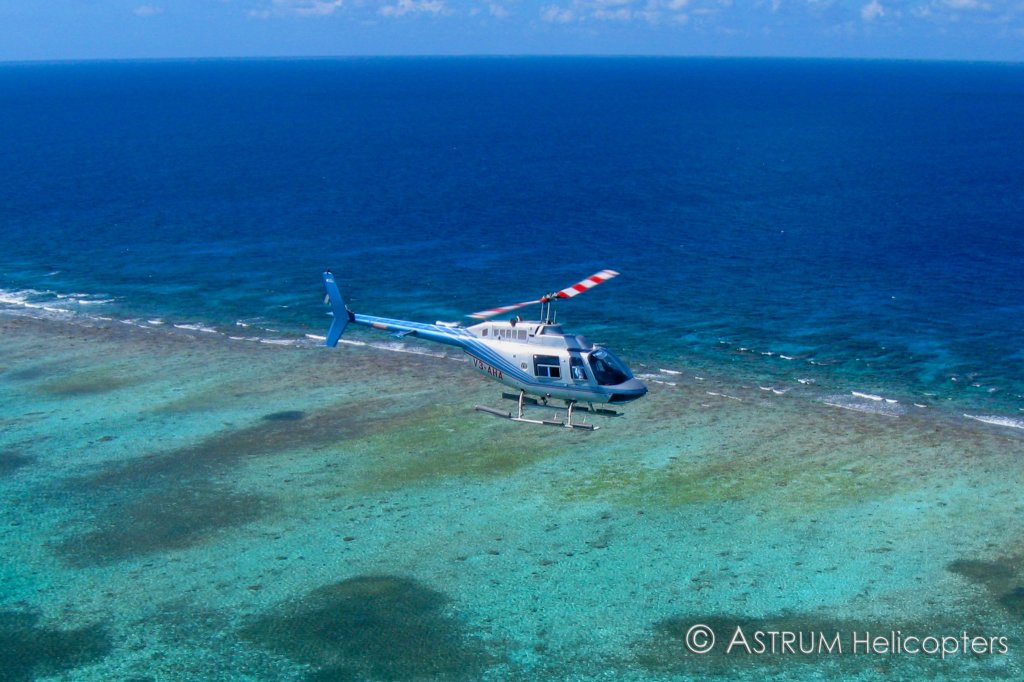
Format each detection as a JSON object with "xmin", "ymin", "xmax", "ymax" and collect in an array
[{"xmin": 1, "ymin": 315, "xmax": 1022, "ymax": 681}]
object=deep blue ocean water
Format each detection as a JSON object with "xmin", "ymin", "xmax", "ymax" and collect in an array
[{"xmin": 2, "ymin": 57, "xmax": 1022, "ymax": 416}]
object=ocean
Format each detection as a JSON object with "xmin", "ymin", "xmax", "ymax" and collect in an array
[{"xmin": 1, "ymin": 58, "xmax": 1023, "ymax": 680}]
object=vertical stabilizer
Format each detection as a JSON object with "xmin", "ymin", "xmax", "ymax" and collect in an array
[{"xmin": 322, "ymin": 271, "xmax": 351, "ymax": 347}]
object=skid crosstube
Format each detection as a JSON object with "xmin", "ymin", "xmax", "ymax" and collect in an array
[{"xmin": 473, "ymin": 390, "xmax": 611, "ymax": 430}]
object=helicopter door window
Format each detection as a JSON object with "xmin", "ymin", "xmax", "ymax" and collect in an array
[
  {"xmin": 533, "ymin": 355, "xmax": 561, "ymax": 379},
  {"xmin": 570, "ymin": 356, "xmax": 587, "ymax": 381}
]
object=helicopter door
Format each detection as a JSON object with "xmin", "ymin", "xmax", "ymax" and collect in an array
[{"xmin": 569, "ymin": 354, "xmax": 588, "ymax": 383}]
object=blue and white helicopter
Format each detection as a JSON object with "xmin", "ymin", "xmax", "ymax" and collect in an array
[{"xmin": 322, "ymin": 269, "xmax": 647, "ymax": 430}]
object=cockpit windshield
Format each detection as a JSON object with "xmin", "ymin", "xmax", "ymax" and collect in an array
[{"xmin": 587, "ymin": 348, "xmax": 632, "ymax": 386}]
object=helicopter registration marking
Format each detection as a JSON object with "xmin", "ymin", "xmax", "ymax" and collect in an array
[{"xmin": 471, "ymin": 356, "xmax": 504, "ymax": 380}]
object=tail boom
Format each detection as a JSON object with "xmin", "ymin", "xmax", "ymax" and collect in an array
[{"xmin": 322, "ymin": 271, "xmax": 470, "ymax": 349}]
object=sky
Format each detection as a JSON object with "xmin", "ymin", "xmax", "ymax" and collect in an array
[{"xmin": 0, "ymin": 1, "xmax": 1021, "ymax": 62}]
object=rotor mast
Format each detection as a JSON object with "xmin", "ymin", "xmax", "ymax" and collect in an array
[{"xmin": 539, "ymin": 292, "xmax": 559, "ymax": 324}]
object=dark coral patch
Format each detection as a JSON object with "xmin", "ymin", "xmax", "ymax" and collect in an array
[
  {"xmin": 56, "ymin": 484, "xmax": 272, "ymax": 567},
  {"xmin": 262, "ymin": 410, "xmax": 306, "ymax": 422},
  {"xmin": 948, "ymin": 558, "xmax": 1016, "ymax": 586},
  {"xmin": 34, "ymin": 369, "xmax": 138, "ymax": 396},
  {"xmin": 949, "ymin": 557, "xmax": 1024, "ymax": 620},
  {"xmin": 53, "ymin": 400, "xmax": 400, "ymax": 567},
  {"xmin": 0, "ymin": 450, "xmax": 33, "ymax": 476},
  {"xmin": 240, "ymin": 575, "xmax": 494, "ymax": 681},
  {"xmin": 4, "ymin": 365, "xmax": 53, "ymax": 381},
  {"xmin": 0, "ymin": 610, "xmax": 111, "ymax": 681},
  {"xmin": 999, "ymin": 586, "xmax": 1024, "ymax": 619},
  {"xmin": 79, "ymin": 398, "xmax": 398, "ymax": 491}
]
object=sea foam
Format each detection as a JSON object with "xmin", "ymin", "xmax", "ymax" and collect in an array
[
  {"xmin": 823, "ymin": 393, "xmax": 906, "ymax": 417},
  {"xmin": 963, "ymin": 414, "xmax": 1024, "ymax": 430}
]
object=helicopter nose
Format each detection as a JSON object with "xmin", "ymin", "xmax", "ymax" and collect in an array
[{"xmin": 608, "ymin": 378, "xmax": 648, "ymax": 404}]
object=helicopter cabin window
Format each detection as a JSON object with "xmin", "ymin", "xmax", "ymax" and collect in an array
[
  {"xmin": 533, "ymin": 355, "xmax": 561, "ymax": 379},
  {"xmin": 493, "ymin": 327, "xmax": 527, "ymax": 341},
  {"xmin": 482, "ymin": 328, "xmax": 488, "ymax": 337}
]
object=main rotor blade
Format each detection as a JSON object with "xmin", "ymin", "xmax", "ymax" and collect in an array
[
  {"xmin": 468, "ymin": 298, "xmax": 542, "ymax": 320},
  {"xmin": 552, "ymin": 269, "xmax": 619, "ymax": 300},
  {"xmin": 467, "ymin": 269, "xmax": 620, "ymax": 321}
]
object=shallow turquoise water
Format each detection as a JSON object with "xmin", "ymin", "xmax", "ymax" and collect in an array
[{"xmin": 1, "ymin": 315, "xmax": 1022, "ymax": 680}]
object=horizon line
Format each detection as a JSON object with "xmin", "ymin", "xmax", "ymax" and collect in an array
[{"xmin": 2, "ymin": 53, "xmax": 1022, "ymax": 67}]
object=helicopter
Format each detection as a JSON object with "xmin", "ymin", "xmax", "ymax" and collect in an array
[{"xmin": 322, "ymin": 269, "xmax": 647, "ymax": 430}]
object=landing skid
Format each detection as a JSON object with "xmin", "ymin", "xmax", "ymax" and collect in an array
[{"xmin": 474, "ymin": 391, "xmax": 619, "ymax": 430}]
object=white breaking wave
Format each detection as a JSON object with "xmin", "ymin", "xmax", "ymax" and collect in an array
[
  {"xmin": 56, "ymin": 292, "xmax": 114, "ymax": 304},
  {"xmin": 330, "ymin": 336, "xmax": 451, "ymax": 360},
  {"xmin": 0, "ymin": 287, "xmax": 116, "ymax": 322},
  {"xmin": 0, "ymin": 288, "xmax": 75, "ymax": 317},
  {"xmin": 637, "ymin": 373, "xmax": 680, "ymax": 387},
  {"xmin": 851, "ymin": 391, "xmax": 899, "ymax": 404},
  {"xmin": 823, "ymin": 393, "xmax": 906, "ymax": 417},
  {"xmin": 0, "ymin": 288, "xmax": 340, "ymax": 354},
  {"xmin": 963, "ymin": 414, "xmax": 1024, "ymax": 430},
  {"xmin": 371, "ymin": 341, "xmax": 448, "ymax": 359},
  {"xmin": 0, "ymin": 288, "xmax": 53, "ymax": 308},
  {"xmin": 173, "ymin": 323, "xmax": 219, "ymax": 334}
]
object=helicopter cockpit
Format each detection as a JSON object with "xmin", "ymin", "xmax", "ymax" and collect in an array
[{"xmin": 587, "ymin": 348, "xmax": 633, "ymax": 386}]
